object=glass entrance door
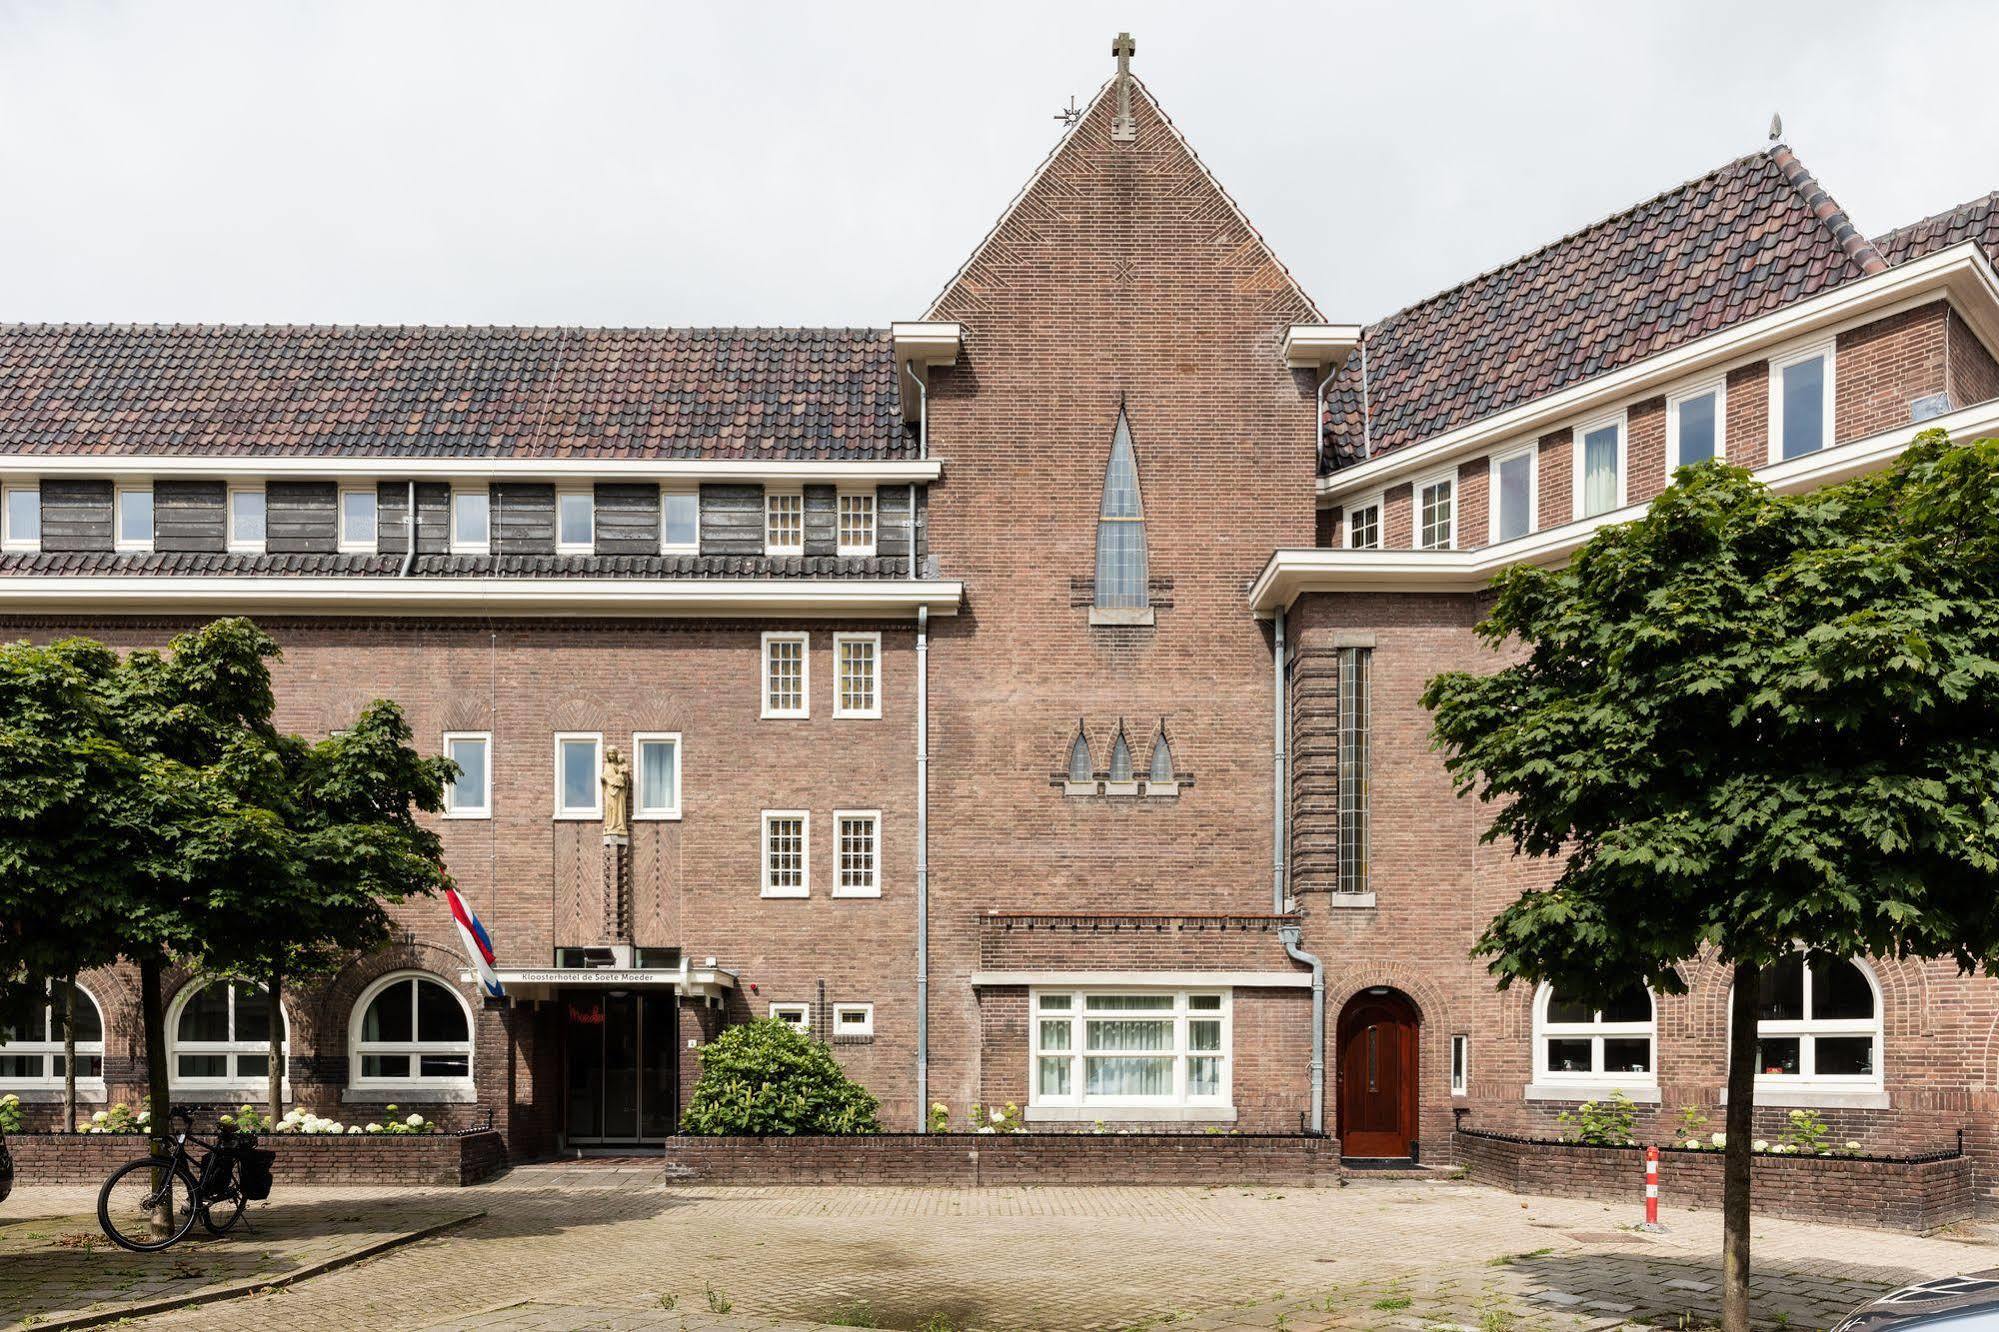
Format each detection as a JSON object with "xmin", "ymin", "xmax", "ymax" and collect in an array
[{"xmin": 563, "ymin": 990, "xmax": 678, "ymax": 1143}]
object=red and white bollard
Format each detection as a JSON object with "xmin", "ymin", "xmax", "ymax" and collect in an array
[{"xmin": 1640, "ymin": 1144, "xmax": 1666, "ymax": 1231}]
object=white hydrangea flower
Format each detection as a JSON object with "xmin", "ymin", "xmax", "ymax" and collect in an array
[
  {"xmin": 1752, "ymin": 1140, "xmax": 1769, "ymax": 1152},
  {"xmin": 1710, "ymin": 1132, "xmax": 1725, "ymax": 1146},
  {"xmin": 405, "ymin": 1113, "xmax": 424, "ymax": 1128},
  {"xmin": 366, "ymin": 1123, "xmax": 383, "ymax": 1133},
  {"xmin": 1846, "ymin": 1141, "xmax": 1862, "ymax": 1151},
  {"xmin": 348, "ymin": 1125, "xmax": 363, "ymax": 1134}
]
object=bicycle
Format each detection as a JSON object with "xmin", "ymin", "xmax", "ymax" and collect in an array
[{"xmin": 97, "ymin": 1105, "xmax": 273, "ymax": 1252}]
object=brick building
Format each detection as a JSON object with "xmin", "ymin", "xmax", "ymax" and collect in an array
[{"xmin": 5, "ymin": 44, "xmax": 1999, "ymax": 1188}]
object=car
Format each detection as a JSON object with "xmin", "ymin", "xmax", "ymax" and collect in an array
[{"xmin": 1834, "ymin": 1275, "xmax": 1999, "ymax": 1331}]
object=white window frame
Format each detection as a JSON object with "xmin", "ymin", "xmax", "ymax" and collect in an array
[
  {"xmin": 1487, "ymin": 444, "xmax": 1538, "ymax": 544},
  {"xmin": 1666, "ymin": 377, "xmax": 1729, "ymax": 472},
  {"xmin": 1027, "ymin": 989, "xmax": 1232, "ymax": 1115},
  {"xmin": 832, "ymin": 1003, "xmax": 875, "ymax": 1038},
  {"xmin": 441, "ymin": 731, "xmax": 493, "ymax": 820},
  {"xmin": 1345, "ymin": 495, "xmax": 1384, "ymax": 550},
  {"xmin": 337, "ymin": 486, "xmax": 379, "ymax": 554},
  {"xmin": 556, "ymin": 487, "xmax": 595, "ymax": 555},
  {"xmin": 761, "ymin": 809, "xmax": 810, "ymax": 898},
  {"xmin": 761, "ymin": 630, "xmax": 810, "ymax": 719},
  {"xmin": 832, "ymin": 631, "xmax": 881, "ymax": 720},
  {"xmin": 226, "ymin": 484, "xmax": 267, "ymax": 554},
  {"xmin": 764, "ymin": 490, "xmax": 804, "ymax": 555},
  {"xmin": 1572, "ymin": 411, "xmax": 1629, "ymax": 519},
  {"xmin": 660, "ymin": 487, "xmax": 699, "ymax": 555},
  {"xmin": 833, "ymin": 808, "xmax": 881, "ymax": 898},
  {"xmin": 347, "ymin": 970, "xmax": 475, "ymax": 1095},
  {"xmin": 769, "ymin": 1002, "xmax": 811, "ymax": 1033},
  {"xmin": 552, "ymin": 732, "xmax": 604, "ymax": 821},
  {"xmin": 836, "ymin": 490, "xmax": 877, "ymax": 556},
  {"xmin": 1450, "ymin": 1033, "xmax": 1469, "ymax": 1097},
  {"xmin": 0, "ymin": 979, "xmax": 107, "ymax": 1093},
  {"xmin": 167, "ymin": 978, "xmax": 290, "ymax": 1094},
  {"xmin": 1768, "ymin": 339, "xmax": 1837, "ymax": 464},
  {"xmin": 114, "ymin": 483, "xmax": 153, "ymax": 553},
  {"xmin": 450, "ymin": 486, "xmax": 491, "ymax": 555},
  {"xmin": 631, "ymin": 731, "xmax": 682, "ymax": 821},
  {"xmin": 1732, "ymin": 955, "xmax": 1884, "ymax": 1093},
  {"xmin": 1531, "ymin": 983, "xmax": 1657, "ymax": 1091},
  {"xmin": 1413, "ymin": 469, "xmax": 1457, "ymax": 551},
  {"xmin": 2, "ymin": 482, "xmax": 40, "ymax": 552}
]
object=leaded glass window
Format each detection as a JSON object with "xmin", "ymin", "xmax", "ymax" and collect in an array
[{"xmin": 1093, "ymin": 412, "xmax": 1149, "ymax": 610}]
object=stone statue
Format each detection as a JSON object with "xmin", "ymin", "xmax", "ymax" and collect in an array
[{"xmin": 602, "ymin": 745, "xmax": 631, "ymax": 838}]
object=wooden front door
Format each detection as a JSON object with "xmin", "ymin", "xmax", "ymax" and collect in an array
[{"xmin": 1337, "ymin": 990, "xmax": 1419, "ymax": 1159}]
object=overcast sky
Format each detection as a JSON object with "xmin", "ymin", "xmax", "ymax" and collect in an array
[{"xmin": 2, "ymin": 0, "xmax": 1994, "ymax": 330}]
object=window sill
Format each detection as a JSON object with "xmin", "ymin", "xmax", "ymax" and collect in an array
[
  {"xmin": 1088, "ymin": 607, "xmax": 1155, "ymax": 627},
  {"xmin": 834, "ymin": 711, "xmax": 884, "ymax": 722},
  {"xmin": 760, "ymin": 888, "xmax": 810, "ymax": 900},
  {"xmin": 760, "ymin": 712, "xmax": 810, "ymax": 722},
  {"xmin": 4, "ymin": 1084, "xmax": 109, "ymax": 1104},
  {"xmin": 442, "ymin": 811, "xmax": 492, "ymax": 821},
  {"xmin": 1719, "ymin": 1086, "xmax": 1889, "ymax": 1110},
  {"xmin": 1143, "ymin": 782, "xmax": 1179, "ymax": 798},
  {"xmin": 1025, "ymin": 1104, "xmax": 1237, "ymax": 1123},
  {"xmin": 342, "ymin": 1085, "xmax": 478, "ymax": 1105},
  {"xmin": 1102, "ymin": 780, "xmax": 1142, "ymax": 797},
  {"xmin": 632, "ymin": 811, "xmax": 683, "ymax": 823},
  {"xmin": 1524, "ymin": 1083, "xmax": 1661, "ymax": 1104},
  {"xmin": 1062, "ymin": 780, "xmax": 1100, "ymax": 797},
  {"xmin": 552, "ymin": 812, "xmax": 604, "ymax": 823},
  {"xmin": 831, "ymin": 888, "xmax": 882, "ymax": 900},
  {"xmin": 1324, "ymin": 892, "xmax": 1377, "ymax": 910}
]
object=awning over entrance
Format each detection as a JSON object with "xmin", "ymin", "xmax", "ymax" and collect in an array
[{"xmin": 458, "ymin": 961, "xmax": 738, "ymax": 1003}]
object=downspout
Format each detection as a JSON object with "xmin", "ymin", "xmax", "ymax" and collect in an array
[
  {"xmin": 1281, "ymin": 924, "xmax": 1326, "ymax": 1135},
  {"xmin": 903, "ymin": 359, "xmax": 928, "ymax": 462},
  {"xmin": 399, "ymin": 480, "xmax": 417, "ymax": 576},
  {"xmin": 915, "ymin": 604, "xmax": 931, "ymax": 1128}
]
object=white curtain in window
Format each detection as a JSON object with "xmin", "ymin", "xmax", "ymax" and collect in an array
[{"xmin": 1582, "ymin": 425, "xmax": 1620, "ymax": 516}]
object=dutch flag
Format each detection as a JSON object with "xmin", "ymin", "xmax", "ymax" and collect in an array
[{"xmin": 447, "ymin": 886, "xmax": 505, "ymax": 999}]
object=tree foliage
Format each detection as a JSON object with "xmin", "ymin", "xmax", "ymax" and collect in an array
[
  {"xmin": 1424, "ymin": 432, "xmax": 1999, "ymax": 1001},
  {"xmin": 681, "ymin": 1018, "xmax": 881, "ymax": 1136}
]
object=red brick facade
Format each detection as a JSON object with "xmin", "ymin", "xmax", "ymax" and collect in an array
[{"xmin": 4, "ymin": 57, "xmax": 1999, "ymax": 1214}]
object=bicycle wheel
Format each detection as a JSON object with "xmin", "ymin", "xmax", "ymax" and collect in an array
[
  {"xmin": 98, "ymin": 1157, "xmax": 199, "ymax": 1253},
  {"xmin": 200, "ymin": 1181, "xmax": 246, "ymax": 1235}
]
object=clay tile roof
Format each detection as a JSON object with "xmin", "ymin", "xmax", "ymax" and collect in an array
[
  {"xmin": 1873, "ymin": 190, "xmax": 1999, "ymax": 269},
  {"xmin": 0, "ymin": 325, "xmax": 909, "ymax": 460},
  {"xmin": 1322, "ymin": 146, "xmax": 1877, "ymax": 473}
]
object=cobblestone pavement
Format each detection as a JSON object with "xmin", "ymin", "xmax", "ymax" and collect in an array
[
  {"xmin": 24, "ymin": 1168, "xmax": 1990, "ymax": 1332},
  {"xmin": 0, "ymin": 1185, "xmax": 478, "ymax": 1331}
]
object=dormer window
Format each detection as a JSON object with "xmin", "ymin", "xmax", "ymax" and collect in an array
[
  {"xmin": 1346, "ymin": 501, "xmax": 1381, "ymax": 550},
  {"xmin": 766, "ymin": 492, "xmax": 804, "ymax": 555},
  {"xmin": 557, "ymin": 488, "xmax": 594, "ymax": 554},
  {"xmin": 1092, "ymin": 410, "xmax": 1149, "ymax": 618}
]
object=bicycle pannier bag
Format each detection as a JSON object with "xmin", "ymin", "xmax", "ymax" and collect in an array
[
  {"xmin": 238, "ymin": 1147, "xmax": 276, "ymax": 1200},
  {"xmin": 197, "ymin": 1147, "xmax": 235, "ymax": 1200}
]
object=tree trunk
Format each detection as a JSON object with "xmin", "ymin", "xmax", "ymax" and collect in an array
[
  {"xmin": 266, "ymin": 970, "xmax": 283, "ymax": 1122},
  {"xmin": 1722, "ymin": 960, "xmax": 1760, "ymax": 1332},
  {"xmin": 138, "ymin": 955, "xmax": 172, "ymax": 1237},
  {"xmin": 61, "ymin": 975, "xmax": 77, "ymax": 1133}
]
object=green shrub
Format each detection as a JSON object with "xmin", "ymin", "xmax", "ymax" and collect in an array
[
  {"xmin": 0, "ymin": 1092, "xmax": 21, "ymax": 1133},
  {"xmin": 1555, "ymin": 1089, "xmax": 1638, "ymax": 1146},
  {"xmin": 681, "ymin": 1018, "xmax": 881, "ymax": 1135}
]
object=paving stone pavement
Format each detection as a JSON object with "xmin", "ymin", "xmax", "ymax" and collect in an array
[
  {"xmin": 28, "ymin": 1167, "xmax": 1994, "ymax": 1332},
  {"xmin": 0, "ymin": 1185, "xmax": 478, "ymax": 1331}
]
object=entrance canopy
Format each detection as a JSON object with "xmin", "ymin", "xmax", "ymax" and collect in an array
[{"xmin": 458, "ymin": 959, "xmax": 738, "ymax": 1003}]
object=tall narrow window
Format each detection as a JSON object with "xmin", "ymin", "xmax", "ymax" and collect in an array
[
  {"xmin": 2, "ymin": 484, "xmax": 39, "ymax": 552},
  {"xmin": 762, "ymin": 811, "xmax": 809, "ymax": 898},
  {"xmin": 762, "ymin": 632, "xmax": 809, "ymax": 719},
  {"xmin": 1337, "ymin": 647, "xmax": 1371, "ymax": 897},
  {"xmin": 837, "ymin": 493, "xmax": 877, "ymax": 556},
  {"xmin": 553, "ymin": 733, "xmax": 602, "ymax": 820},
  {"xmin": 632, "ymin": 733, "xmax": 680, "ymax": 820},
  {"xmin": 228, "ymin": 486, "xmax": 266, "ymax": 553},
  {"xmin": 556, "ymin": 489, "xmax": 594, "ymax": 554},
  {"xmin": 1492, "ymin": 448, "xmax": 1534, "ymax": 543},
  {"xmin": 1772, "ymin": 346, "xmax": 1832, "ymax": 461},
  {"xmin": 339, "ymin": 487, "xmax": 378, "ymax": 553},
  {"xmin": 115, "ymin": 486, "xmax": 153, "ymax": 552},
  {"xmin": 442, "ymin": 732, "xmax": 492, "ymax": 819},
  {"xmin": 834, "ymin": 810, "xmax": 880, "ymax": 897},
  {"xmin": 766, "ymin": 492, "xmax": 804, "ymax": 554},
  {"xmin": 1148, "ymin": 732, "xmax": 1174, "ymax": 783},
  {"xmin": 1417, "ymin": 474, "xmax": 1455, "ymax": 550},
  {"xmin": 1579, "ymin": 417, "xmax": 1624, "ymax": 517},
  {"xmin": 661, "ymin": 489, "xmax": 699, "ymax": 553},
  {"xmin": 1093, "ymin": 411, "xmax": 1148, "ymax": 611},
  {"xmin": 452, "ymin": 488, "xmax": 490, "ymax": 554},
  {"xmin": 834, "ymin": 633, "xmax": 880, "ymax": 719},
  {"xmin": 1669, "ymin": 382, "xmax": 1724, "ymax": 470}
]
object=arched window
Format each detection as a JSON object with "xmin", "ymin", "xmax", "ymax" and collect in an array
[
  {"xmin": 1108, "ymin": 727, "xmax": 1134, "ymax": 782},
  {"xmin": 0, "ymin": 980, "xmax": 105, "ymax": 1088},
  {"xmin": 1747, "ymin": 955, "xmax": 1881, "ymax": 1086},
  {"xmin": 1533, "ymin": 983, "xmax": 1655, "ymax": 1087},
  {"xmin": 1148, "ymin": 731, "xmax": 1175, "ymax": 783},
  {"xmin": 169, "ymin": 978, "xmax": 286, "ymax": 1090},
  {"xmin": 350, "ymin": 973, "xmax": 473, "ymax": 1091},
  {"xmin": 1067, "ymin": 727, "xmax": 1094, "ymax": 783},
  {"xmin": 1093, "ymin": 410, "xmax": 1148, "ymax": 610}
]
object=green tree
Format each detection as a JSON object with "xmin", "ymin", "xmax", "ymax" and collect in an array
[
  {"xmin": 1423, "ymin": 431, "xmax": 1999, "ymax": 1332},
  {"xmin": 682, "ymin": 1018, "xmax": 881, "ymax": 1135}
]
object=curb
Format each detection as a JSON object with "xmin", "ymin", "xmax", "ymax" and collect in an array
[{"xmin": 21, "ymin": 1209, "xmax": 486, "ymax": 1332}]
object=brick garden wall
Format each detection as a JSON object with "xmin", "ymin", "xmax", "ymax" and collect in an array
[
  {"xmin": 4, "ymin": 1129, "xmax": 508, "ymax": 1188},
  {"xmin": 659, "ymin": 1133, "xmax": 1337, "ymax": 1187},
  {"xmin": 1455, "ymin": 1129, "xmax": 1971, "ymax": 1232}
]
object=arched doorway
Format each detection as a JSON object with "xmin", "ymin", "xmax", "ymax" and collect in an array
[{"xmin": 1337, "ymin": 988, "xmax": 1420, "ymax": 1160}]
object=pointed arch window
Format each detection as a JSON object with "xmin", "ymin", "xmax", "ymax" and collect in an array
[
  {"xmin": 1067, "ymin": 727, "xmax": 1094, "ymax": 784},
  {"xmin": 1148, "ymin": 731, "xmax": 1174, "ymax": 783},
  {"xmin": 1093, "ymin": 411, "xmax": 1149, "ymax": 612},
  {"xmin": 1108, "ymin": 728, "xmax": 1134, "ymax": 782}
]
